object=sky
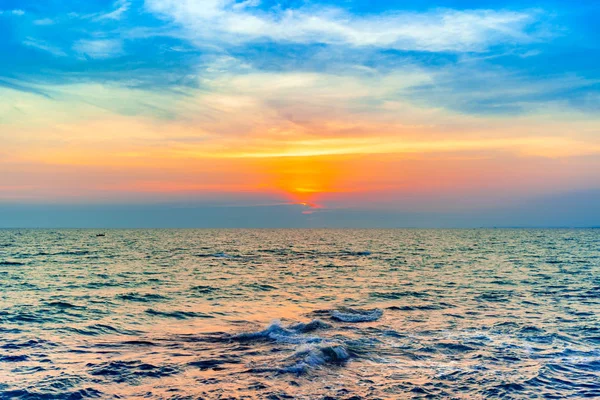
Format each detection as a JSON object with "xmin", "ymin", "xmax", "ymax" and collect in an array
[{"xmin": 1, "ymin": 0, "xmax": 599, "ymax": 227}]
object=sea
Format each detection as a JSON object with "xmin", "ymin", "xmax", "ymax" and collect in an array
[{"xmin": 0, "ymin": 229, "xmax": 599, "ymax": 399}]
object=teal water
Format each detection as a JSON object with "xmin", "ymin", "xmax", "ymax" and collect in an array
[{"xmin": 1, "ymin": 229, "xmax": 599, "ymax": 399}]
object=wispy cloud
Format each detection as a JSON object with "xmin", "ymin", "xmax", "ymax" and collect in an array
[
  {"xmin": 23, "ymin": 38, "xmax": 67, "ymax": 57},
  {"xmin": 0, "ymin": 9, "xmax": 25, "ymax": 16},
  {"xmin": 146, "ymin": 0, "xmax": 541, "ymax": 52},
  {"xmin": 33, "ymin": 18, "xmax": 55, "ymax": 26},
  {"xmin": 406, "ymin": 62, "xmax": 600, "ymax": 114},
  {"xmin": 73, "ymin": 39, "xmax": 124, "ymax": 59},
  {"xmin": 94, "ymin": 0, "xmax": 131, "ymax": 21}
]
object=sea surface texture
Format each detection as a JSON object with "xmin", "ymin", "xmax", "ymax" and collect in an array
[{"xmin": 1, "ymin": 229, "xmax": 599, "ymax": 399}]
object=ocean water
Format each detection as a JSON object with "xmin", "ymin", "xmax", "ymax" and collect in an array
[{"xmin": 0, "ymin": 229, "xmax": 599, "ymax": 399}]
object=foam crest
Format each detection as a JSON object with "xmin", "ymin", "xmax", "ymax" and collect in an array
[{"xmin": 232, "ymin": 319, "xmax": 330, "ymax": 343}]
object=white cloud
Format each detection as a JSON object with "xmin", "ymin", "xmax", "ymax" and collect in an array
[
  {"xmin": 95, "ymin": 0, "xmax": 130, "ymax": 21},
  {"xmin": 33, "ymin": 18, "xmax": 55, "ymax": 25},
  {"xmin": 232, "ymin": 0, "xmax": 260, "ymax": 11},
  {"xmin": 145, "ymin": 0, "xmax": 540, "ymax": 52},
  {"xmin": 73, "ymin": 39, "xmax": 124, "ymax": 59}
]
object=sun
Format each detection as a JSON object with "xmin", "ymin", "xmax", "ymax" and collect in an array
[
  {"xmin": 257, "ymin": 155, "xmax": 350, "ymax": 208},
  {"xmin": 285, "ymin": 186, "xmax": 322, "ymax": 206}
]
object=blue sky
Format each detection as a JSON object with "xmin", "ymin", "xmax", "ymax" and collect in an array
[
  {"xmin": 1, "ymin": 0, "xmax": 599, "ymax": 227},
  {"xmin": 2, "ymin": 0, "xmax": 598, "ymax": 105}
]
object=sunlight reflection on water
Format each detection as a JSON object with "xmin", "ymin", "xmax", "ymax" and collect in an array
[{"xmin": 0, "ymin": 229, "xmax": 599, "ymax": 398}]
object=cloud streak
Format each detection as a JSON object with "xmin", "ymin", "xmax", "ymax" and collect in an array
[
  {"xmin": 146, "ymin": 0, "xmax": 541, "ymax": 52},
  {"xmin": 22, "ymin": 38, "xmax": 67, "ymax": 57},
  {"xmin": 73, "ymin": 39, "xmax": 124, "ymax": 59},
  {"xmin": 94, "ymin": 0, "xmax": 130, "ymax": 21}
]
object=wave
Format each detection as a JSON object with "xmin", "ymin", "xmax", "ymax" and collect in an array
[
  {"xmin": 273, "ymin": 343, "xmax": 350, "ymax": 375},
  {"xmin": 189, "ymin": 285, "xmax": 218, "ymax": 294},
  {"xmin": 370, "ymin": 291, "xmax": 429, "ymax": 299},
  {"xmin": 188, "ymin": 357, "xmax": 242, "ymax": 370},
  {"xmin": 63, "ymin": 324, "xmax": 141, "ymax": 336},
  {"xmin": 87, "ymin": 360, "xmax": 179, "ymax": 384},
  {"xmin": 116, "ymin": 292, "xmax": 168, "ymax": 302},
  {"xmin": 342, "ymin": 250, "xmax": 372, "ymax": 256},
  {"xmin": 0, "ymin": 310, "xmax": 58, "ymax": 325},
  {"xmin": 195, "ymin": 252, "xmax": 235, "ymax": 258},
  {"xmin": 0, "ymin": 388, "xmax": 103, "ymax": 399},
  {"xmin": 387, "ymin": 303, "xmax": 454, "ymax": 311},
  {"xmin": 231, "ymin": 319, "xmax": 330, "ymax": 344},
  {"xmin": 220, "ymin": 313, "xmax": 390, "ymax": 376},
  {"xmin": 229, "ymin": 319, "xmax": 349, "ymax": 376},
  {"xmin": 331, "ymin": 307, "xmax": 383, "ymax": 322},
  {"xmin": 1, "ymin": 339, "xmax": 56, "ymax": 350},
  {"xmin": 0, "ymin": 261, "xmax": 25, "ymax": 266},
  {"xmin": 145, "ymin": 309, "xmax": 214, "ymax": 319},
  {"xmin": 244, "ymin": 283, "xmax": 279, "ymax": 291},
  {"xmin": 45, "ymin": 301, "xmax": 84, "ymax": 309},
  {"xmin": 288, "ymin": 319, "xmax": 332, "ymax": 333},
  {"xmin": 0, "ymin": 354, "xmax": 29, "ymax": 362}
]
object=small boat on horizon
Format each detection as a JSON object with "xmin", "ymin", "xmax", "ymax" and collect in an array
[{"xmin": 96, "ymin": 233, "xmax": 106, "ymax": 237}]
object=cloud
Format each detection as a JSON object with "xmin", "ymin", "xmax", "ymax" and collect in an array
[
  {"xmin": 73, "ymin": 39, "xmax": 124, "ymax": 59},
  {"xmin": 0, "ymin": 9, "xmax": 25, "ymax": 16},
  {"xmin": 33, "ymin": 18, "xmax": 55, "ymax": 26},
  {"xmin": 2, "ymin": 63, "xmax": 600, "ymax": 211},
  {"xmin": 145, "ymin": 0, "xmax": 541, "ymax": 52},
  {"xmin": 23, "ymin": 38, "xmax": 67, "ymax": 57},
  {"xmin": 94, "ymin": 0, "xmax": 130, "ymax": 21},
  {"xmin": 0, "ymin": 78, "xmax": 52, "ymax": 98},
  {"xmin": 3, "ymin": 68, "xmax": 599, "ymax": 167},
  {"xmin": 406, "ymin": 68, "xmax": 600, "ymax": 115}
]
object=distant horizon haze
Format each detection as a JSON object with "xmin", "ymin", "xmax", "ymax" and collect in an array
[{"xmin": 1, "ymin": 187, "xmax": 599, "ymax": 228}]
